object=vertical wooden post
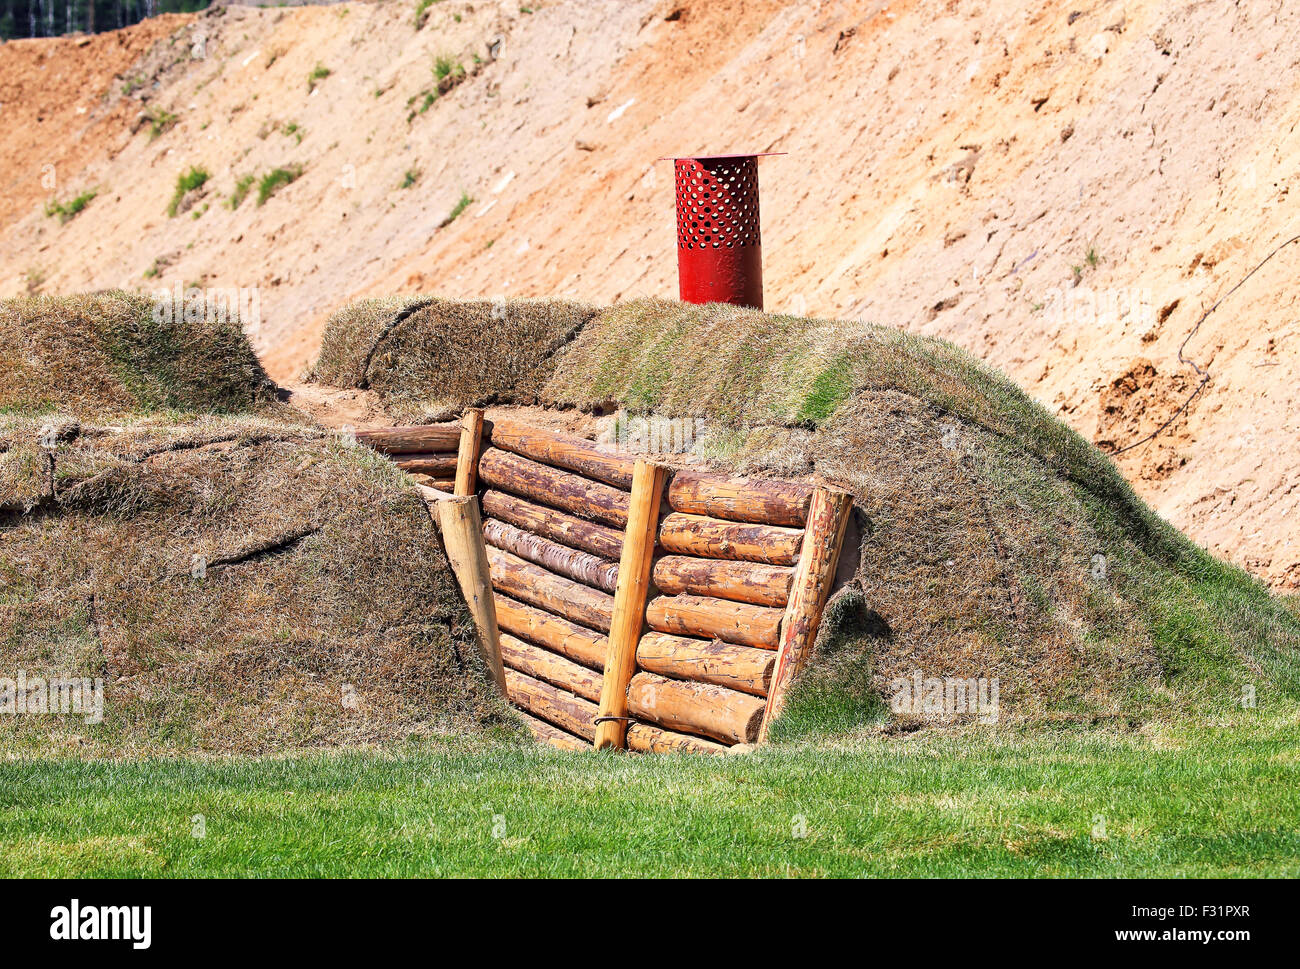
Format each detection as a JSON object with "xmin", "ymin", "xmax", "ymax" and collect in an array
[
  {"xmin": 757, "ymin": 486, "xmax": 854, "ymax": 743},
  {"xmin": 455, "ymin": 407, "xmax": 486, "ymax": 497},
  {"xmin": 594, "ymin": 459, "xmax": 670, "ymax": 750},
  {"xmin": 422, "ymin": 486, "xmax": 507, "ymax": 693}
]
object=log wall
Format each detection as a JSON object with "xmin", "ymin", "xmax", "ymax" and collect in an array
[{"xmin": 361, "ymin": 414, "xmax": 852, "ymax": 754}]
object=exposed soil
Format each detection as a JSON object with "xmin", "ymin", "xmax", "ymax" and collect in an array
[{"xmin": 2, "ymin": 0, "xmax": 1299, "ymax": 587}]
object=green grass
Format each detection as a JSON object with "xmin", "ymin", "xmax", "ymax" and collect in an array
[
  {"xmin": 434, "ymin": 55, "xmax": 462, "ymax": 81},
  {"xmin": 440, "ymin": 191, "xmax": 473, "ymax": 227},
  {"xmin": 256, "ymin": 166, "xmax": 302, "ymax": 207},
  {"xmin": 2, "ymin": 711, "xmax": 1297, "ymax": 876},
  {"xmin": 227, "ymin": 174, "xmax": 255, "ymax": 210},
  {"xmin": 145, "ymin": 107, "xmax": 179, "ymax": 141},
  {"xmin": 307, "ymin": 63, "xmax": 331, "ymax": 92},
  {"xmin": 400, "ymin": 168, "xmax": 420, "ymax": 189},
  {"xmin": 413, "ymin": 0, "xmax": 439, "ymax": 29},
  {"xmin": 44, "ymin": 189, "xmax": 98, "ymax": 224},
  {"xmin": 167, "ymin": 166, "xmax": 209, "ymax": 218}
]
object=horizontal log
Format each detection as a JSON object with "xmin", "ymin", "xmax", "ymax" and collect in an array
[
  {"xmin": 355, "ymin": 423, "xmax": 460, "ymax": 453},
  {"xmin": 627, "ymin": 672, "xmax": 764, "ymax": 746},
  {"xmin": 636, "ymin": 632, "xmax": 773, "ymax": 697},
  {"xmin": 626, "ymin": 723, "xmax": 728, "ymax": 756},
  {"xmin": 658, "ymin": 512, "xmax": 804, "ymax": 566},
  {"xmin": 481, "ymin": 490, "xmax": 625, "ymax": 560},
  {"xmin": 490, "ymin": 417, "xmax": 635, "ymax": 489},
  {"xmin": 486, "ymin": 546, "xmax": 615, "ymax": 632},
  {"xmin": 667, "ymin": 471, "xmax": 812, "ymax": 527},
  {"xmin": 500, "ymin": 633, "xmax": 604, "ymax": 702},
  {"xmin": 415, "ymin": 476, "xmax": 457, "ymax": 492},
  {"xmin": 645, "ymin": 594, "xmax": 783, "ymax": 649},
  {"xmin": 504, "ymin": 668, "xmax": 597, "ymax": 741},
  {"xmin": 392, "ymin": 452, "xmax": 459, "ymax": 475},
  {"xmin": 493, "ymin": 595, "xmax": 608, "ymax": 670},
  {"xmin": 479, "ymin": 448, "xmax": 630, "ymax": 527},
  {"xmin": 651, "ymin": 555, "xmax": 794, "ymax": 608},
  {"xmin": 483, "ymin": 518, "xmax": 619, "ymax": 593},
  {"xmin": 517, "ymin": 710, "xmax": 588, "ymax": 751}
]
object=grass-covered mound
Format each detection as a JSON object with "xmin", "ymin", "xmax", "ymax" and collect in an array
[
  {"xmin": 0, "ymin": 293, "xmax": 275, "ymax": 419},
  {"xmin": 1, "ymin": 295, "xmax": 510, "ymax": 756},
  {"xmin": 308, "ymin": 297, "xmax": 597, "ymax": 421},
  {"xmin": 313, "ymin": 296, "xmax": 1300, "ymax": 735}
]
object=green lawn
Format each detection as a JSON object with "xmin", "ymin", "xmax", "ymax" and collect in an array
[{"xmin": 3, "ymin": 710, "xmax": 1297, "ymax": 877}]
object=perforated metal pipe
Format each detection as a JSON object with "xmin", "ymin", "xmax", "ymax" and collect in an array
[{"xmin": 666, "ymin": 153, "xmax": 779, "ymax": 310}]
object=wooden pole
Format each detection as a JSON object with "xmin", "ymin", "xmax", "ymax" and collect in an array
[
  {"xmin": 757, "ymin": 486, "xmax": 854, "ymax": 743},
  {"xmin": 454, "ymin": 407, "xmax": 485, "ymax": 497},
  {"xmin": 594, "ymin": 459, "xmax": 669, "ymax": 750},
  {"xmin": 425, "ymin": 490, "xmax": 507, "ymax": 694}
]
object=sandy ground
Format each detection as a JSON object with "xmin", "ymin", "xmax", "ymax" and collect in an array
[{"xmin": 1, "ymin": 0, "xmax": 1298, "ymax": 587}]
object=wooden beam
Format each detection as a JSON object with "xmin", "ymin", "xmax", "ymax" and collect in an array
[
  {"xmin": 758, "ymin": 486, "xmax": 854, "ymax": 743},
  {"xmin": 486, "ymin": 545, "xmax": 616, "ymax": 632},
  {"xmin": 454, "ymin": 408, "xmax": 486, "ymax": 497},
  {"xmin": 644, "ymin": 594, "xmax": 784, "ymax": 649},
  {"xmin": 666, "ymin": 471, "xmax": 813, "ymax": 527},
  {"xmin": 393, "ymin": 452, "xmax": 458, "ymax": 476},
  {"xmin": 430, "ymin": 494, "xmax": 506, "ymax": 694},
  {"xmin": 479, "ymin": 447, "xmax": 631, "ymax": 527},
  {"xmin": 636, "ymin": 632, "xmax": 774, "ymax": 697},
  {"xmin": 490, "ymin": 416, "xmax": 635, "ymax": 489},
  {"xmin": 504, "ymin": 668, "xmax": 598, "ymax": 741},
  {"xmin": 626, "ymin": 672, "xmax": 765, "ymax": 746},
  {"xmin": 493, "ymin": 594, "xmax": 608, "ymax": 670},
  {"xmin": 658, "ymin": 512, "xmax": 804, "ymax": 565},
  {"xmin": 500, "ymin": 633, "xmax": 603, "ymax": 702},
  {"xmin": 651, "ymin": 555, "xmax": 794, "ymax": 607},
  {"xmin": 483, "ymin": 518, "xmax": 619, "ymax": 593},
  {"xmin": 594, "ymin": 459, "xmax": 670, "ymax": 751},
  {"xmin": 356, "ymin": 423, "xmax": 460, "ymax": 453},
  {"xmin": 517, "ymin": 710, "xmax": 588, "ymax": 751},
  {"xmin": 626, "ymin": 723, "xmax": 729, "ymax": 756},
  {"xmin": 481, "ymin": 489, "xmax": 625, "ymax": 560}
]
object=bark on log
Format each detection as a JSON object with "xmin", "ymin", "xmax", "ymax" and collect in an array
[
  {"xmin": 636, "ymin": 632, "xmax": 774, "ymax": 697},
  {"xmin": 667, "ymin": 471, "xmax": 813, "ymax": 527},
  {"xmin": 626, "ymin": 672, "xmax": 764, "ymax": 746},
  {"xmin": 626, "ymin": 723, "xmax": 728, "ymax": 756},
  {"xmin": 481, "ymin": 489, "xmax": 625, "ymax": 560},
  {"xmin": 355, "ymin": 423, "xmax": 460, "ymax": 453},
  {"xmin": 486, "ymin": 545, "xmax": 616, "ymax": 632},
  {"xmin": 595, "ymin": 459, "xmax": 670, "ymax": 750},
  {"xmin": 433, "ymin": 495, "xmax": 506, "ymax": 693},
  {"xmin": 454, "ymin": 408, "xmax": 485, "ymax": 497},
  {"xmin": 651, "ymin": 555, "xmax": 794, "ymax": 608},
  {"xmin": 493, "ymin": 594, "xmax": 608, "ymax": 670},
  {"xmin": 483, "ymin": 518, "xmax": 619, "ymax": 593},
  {"xmin": 479, "ymin": 447, "xmax": 631, "ymax": 527},
  {"xmin": 490, "ymin": 417, "xmax": 635, "ymax": 489},
  {"xmin": 645, "ymin": 594, "xmax": 783, "ymax": 649},
  {"xmin": 504, "ymin": 668, "xmax": 597, "ymax": 741},
  {"xmin": 517, "ymin": 710, "xmax": 588, "ymax": 751},
  {"xmin": 658, "ymin": 512, "xmax": 804, "ymax": 566},
  {"xmin": 392, "ymin": 452, "xmax": 459, "ymax": 476},
  {"xmin": 759, "ymin": 486, "xmax": 855, "ymax": 742},
  {"xmin": 499, "ymin": 633, "xmax": 603, "ymax": 702}
]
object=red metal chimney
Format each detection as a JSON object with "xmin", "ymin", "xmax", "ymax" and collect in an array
[{"xmin": 666, "ymin": 153, "xmax": 781, "ymax": 310}]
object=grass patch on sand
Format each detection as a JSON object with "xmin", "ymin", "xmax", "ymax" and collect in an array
[{"xmin": 257, "ymin": 166, "xmax": 302, "ymax": 207}]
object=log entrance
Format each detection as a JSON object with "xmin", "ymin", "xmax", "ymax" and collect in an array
[{"xmin": 360, "ymin": 412, "xmax": 853, "ymax": 755}]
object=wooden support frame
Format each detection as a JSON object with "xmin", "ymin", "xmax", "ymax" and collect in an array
[
  {"xmin": 455, "ymin": 408, "xmax": 486, "ymax": 497},
  {"xmin": 757, "ymin": 486, "xmax": 854, "ymax": 743},
  {"xmin": 594, "ymin": 459, "xmax": 670, "ymax": 750},
  {"xmin": 417, "ymin": 484, "xmax": 507, "ymax": 693}
]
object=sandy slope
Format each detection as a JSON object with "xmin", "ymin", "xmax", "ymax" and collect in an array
[{"xmin": 1, "ymin": 0, "xmax": 1297, "ymax": 587}]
